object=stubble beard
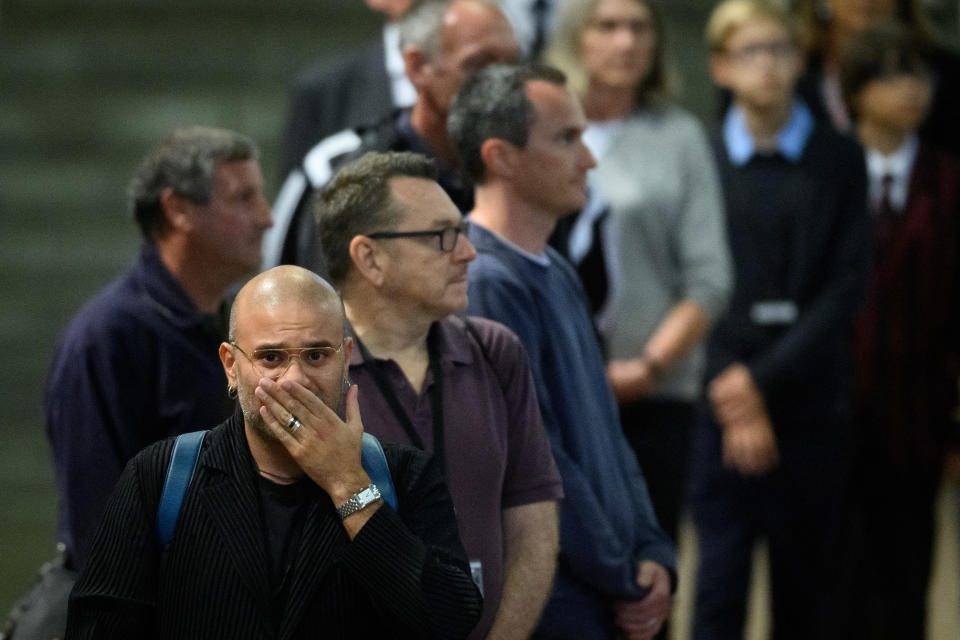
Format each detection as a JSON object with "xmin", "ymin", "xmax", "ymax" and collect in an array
[{"xmin": 235, "ymin": 369, "xmax": 350, "ymax": 442}]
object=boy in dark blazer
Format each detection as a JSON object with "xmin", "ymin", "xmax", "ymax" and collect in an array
[
  {"xmin": 839, "ymin": 21, "xmax": 960, "ymax": 640},
  {"xmin": 688, "ymin": 1, "xmax": 870, "ymax": 638}
]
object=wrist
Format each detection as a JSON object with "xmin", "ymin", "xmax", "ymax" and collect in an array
[
  {"xmin": 640, "ymin": 352, "xmax": 664, "ymax": 381},
  {"xmin": 327, "ymin": 470, "xmax": 373, "ymax": 507}
]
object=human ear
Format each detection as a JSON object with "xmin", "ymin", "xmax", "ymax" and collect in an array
[
  {"xmin": 403, "ymin": 48, "xmax": 433, "ymax": 90},
  {"xmin": 219, "ymin": 341, "xmax": 238, "ymax": 388},
  {"xmin": 480, "ymin": 138, "xmax": 517, "ymax": 181},
  {"xmin": 348, "ymin": 235, "xmax": 388, "ymax": 287},
  {"xmin": 159, "ymin": 187, "xmax": 195, "ymax": 233}
]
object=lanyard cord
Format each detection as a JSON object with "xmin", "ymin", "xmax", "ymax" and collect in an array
[{"xmin": 354, "ymin": 327, "xmax": 447, "ymax": 478}]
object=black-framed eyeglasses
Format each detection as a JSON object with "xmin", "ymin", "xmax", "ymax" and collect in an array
[{"xmin": 366, "ymin": 220, "xmax": 470, "ymax": 253}]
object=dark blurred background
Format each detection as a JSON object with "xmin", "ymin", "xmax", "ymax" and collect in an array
[
  {"xmin": 0, "ymin": 0, "xmax": 387, "ymax": 611},
  {"xmin": 1, "ymin": 0, "xmax": 958, "ymax": 629}
]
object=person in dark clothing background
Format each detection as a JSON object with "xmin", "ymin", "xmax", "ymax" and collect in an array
[
  {"xmin": 264, "ymin": 0, "xmax": 519, "ymax": 276},
  {"xmin": 838, "ymin": 21, "xmax": 960, "ymax": 640},
  {"xmin": 793, "ymin": 0, "xmax": 960, "ymax": 155},
  {"xmin": 688, "ymin": 1, "xmax": 869, "ymax": 637},
  {"xmin": 7, "ymin": 126, "xmax": 273, "ymax": 640}
]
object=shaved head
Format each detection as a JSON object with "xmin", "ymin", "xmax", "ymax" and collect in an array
[
  {"xmin": 222, "ymin": 265, "xmax": 351, "ymax": 441},
  {"xmin": 229, "ymin": 265, "xmax": 345, "ymax": 342}
]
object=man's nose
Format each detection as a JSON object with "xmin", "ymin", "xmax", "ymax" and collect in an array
[
  {"xmin": 258, "ymin": 197, "xmax": 274, "ymax": 230},
  {"xmin": 581, "ymin": 142, "xmax": 597, "ymax": 170},
  {"xmin": 279, "ymin": 354, "xmax": 311, "ymax": 384},
  {"xmin": 453, "ymin": 233, "xmax": 477, "ymax": 262}
]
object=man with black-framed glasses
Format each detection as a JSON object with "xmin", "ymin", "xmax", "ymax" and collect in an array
[{"xmin": 316, "ymin": 150, "xmax": 563, "ymax": 640}]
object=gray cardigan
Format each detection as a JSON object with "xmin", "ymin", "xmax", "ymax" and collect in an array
[{"xmin": 594, "ymin": 104, "xmax": 732, "ymax": 400}]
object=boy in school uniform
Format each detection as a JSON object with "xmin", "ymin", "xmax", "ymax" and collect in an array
[
  {"xmin": 688, "ymin": 1, "xmax": 870, "ymax": 638},
  {"xmin": 839, "ymin": 22, "xmax": 960, "ymax": 640}
]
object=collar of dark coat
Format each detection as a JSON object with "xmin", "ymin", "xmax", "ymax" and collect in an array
[{"xmin": 135, "ymin": 241, "xmax": 230, "ymax": 335}]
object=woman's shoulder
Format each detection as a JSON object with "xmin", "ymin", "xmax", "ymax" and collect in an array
[{"xmin": 628, "ymin": 103, "xmax": 708, "ymax": 141}]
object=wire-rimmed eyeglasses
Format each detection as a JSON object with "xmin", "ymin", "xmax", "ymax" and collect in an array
[{"xmin": 231, "ymin": 341, "xmax": 344, "ymax": 378}]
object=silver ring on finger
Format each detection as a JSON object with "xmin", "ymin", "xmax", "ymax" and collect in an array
[{"xmin": 287, "ymin": 416, "xmax": 303, "ymax": 433}]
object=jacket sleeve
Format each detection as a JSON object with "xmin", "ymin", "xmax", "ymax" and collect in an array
[
  {"xmin": 467, "ymin": 260, "xmax": 675, "ymax": 599},
  {"xmin": 675, "ymin": 117, "xmax": 732, "ymax": 321},
  {"xmin": 45, "ymin": 318, "xmax": 161, "ymax": 570},
  {"xmin": 66, "ymin": 441, "xmax": 171, "ymax": 639},
  {"xmin": 338, "ymin": 447, "xmax": 482, "ymax": 639}
]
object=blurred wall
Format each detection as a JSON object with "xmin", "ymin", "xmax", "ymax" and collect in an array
[{"xmin": 0, "ymin": 0, "xmax": 383, "ymax": 612}]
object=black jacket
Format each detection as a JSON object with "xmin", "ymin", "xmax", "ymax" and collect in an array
[{"xmin": 67, "ymin": 412, "xmax": 482, "ymax": 639}]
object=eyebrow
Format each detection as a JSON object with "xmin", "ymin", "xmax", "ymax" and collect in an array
[{"xmin": 252, "ymin": 339, "xmax": 341, "ymax": 351}]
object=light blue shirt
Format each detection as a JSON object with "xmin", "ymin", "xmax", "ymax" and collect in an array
[{"xmin": 723, "ymin": 100, "xmax": 815, "ymax": 166}]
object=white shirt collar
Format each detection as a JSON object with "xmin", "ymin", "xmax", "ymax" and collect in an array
[{"xmin": 865, "ymin": 135, "xmax": 919, "ymax": 213}]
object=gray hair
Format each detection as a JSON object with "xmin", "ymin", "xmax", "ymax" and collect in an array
[
  {"xmin": 128, "ymin": 126, "xmax": 258, "ymax": 241},
  {"xmin": 447, "ymin": 63, "xmax": 566, "ymax": 185},
  {"xmin": 315, "ymin": 151, "xmax": 438, "ymax": 288},
  {"xmin": 397, "ymin": 0, "xmax": 452, "ymax": 60},
  {"xmin": 398, "ymin": 0, "xmax": 499, "ymax": 60}
]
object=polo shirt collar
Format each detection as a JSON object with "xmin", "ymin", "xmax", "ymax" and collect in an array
[
  {"xmin": 723, "ymin": 99, "xmax": 814, "ymax": 166},
  {"xmin": 347, "ymin": 317, "xmax": 476, "ymax": 369}
]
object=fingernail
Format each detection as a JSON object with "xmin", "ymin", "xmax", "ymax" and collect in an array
[
  {"xmin": 260, "ymin": 378, "xmax": 274, "ymax": 389},
  {"xmin": 255, "ymin": 387, "xmax": 267, "ymax": 400}
]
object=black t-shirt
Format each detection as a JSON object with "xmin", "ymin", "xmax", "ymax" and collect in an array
[{"xmin": 258, "ymin": 475, "xmax": 309, "ymax": 625}]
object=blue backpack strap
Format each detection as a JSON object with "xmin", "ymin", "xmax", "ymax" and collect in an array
[
  {"xmin": 156, "ymin": 430, "xmax": 207, "ymax": 546},
  {"xmin": 361, "ymin": 432, "xmax": 398, "ymax": 510}
]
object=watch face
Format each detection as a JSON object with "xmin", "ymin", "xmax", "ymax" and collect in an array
[
  {"xmin": 358, "ymin": 485, "xmax": 381, "ymax": 504},
  {"xmin": 337, "ymin": 484, "xmax": 381, "ymax": 519}
]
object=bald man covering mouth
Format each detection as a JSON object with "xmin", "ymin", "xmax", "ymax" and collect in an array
[{"xmin": 66, "ymin": 265, "xmax": 482, "ymax": 640}]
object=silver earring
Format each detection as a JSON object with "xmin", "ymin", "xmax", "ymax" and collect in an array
[{"xmin": 227, "ymin": 385, "xmax": 238, "ymax": 399}]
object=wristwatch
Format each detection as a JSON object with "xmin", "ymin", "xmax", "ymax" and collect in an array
[{"xmin": 336, "ymin": 484, "xmax": 382, "ymax": 520}]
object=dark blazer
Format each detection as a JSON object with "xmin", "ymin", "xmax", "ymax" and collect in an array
[
  {"xmin": 854, "ymin": 142, "xmax": 960, "ymax": 465},
  {"xmin": 280, "ymin": 37, "xmax": 394, "ymax": 175},
  {"xmin": 706, "ymin": 124, "xmax": 870, "ymax": 450},
  {"xmin": 66, "ymin": 412, "xmax": 482, "ymax": 639}
]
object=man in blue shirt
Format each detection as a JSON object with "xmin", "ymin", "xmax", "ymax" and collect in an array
[
  {"xmin": 14, "ymin": 127, "xmax": 272, "ymax": 639},
  {"xmin": 449, "ymin": 63, "xmax": 675, "ymax": 640}
]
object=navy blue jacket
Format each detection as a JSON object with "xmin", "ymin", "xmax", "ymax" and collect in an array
[{"xmin": 44, "ymin": 243, "xmax": 233, "ymax": 569}]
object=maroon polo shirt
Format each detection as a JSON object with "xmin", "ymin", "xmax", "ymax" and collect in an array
[{"xmin": 350, "ymin": 315, "xmax": 563, "ymax": 639}]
